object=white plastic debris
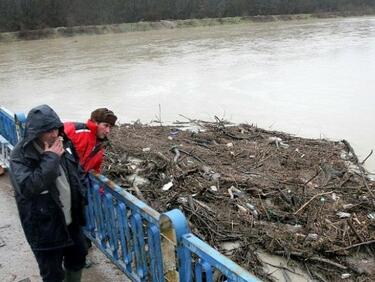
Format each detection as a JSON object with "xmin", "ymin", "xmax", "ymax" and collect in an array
[
  {"xmin": 167, "ymin": 136, "xmax": 173, "ymax": 140},
  {"xmin": 268, "ymin": 136, "xmax": 289, "ymax": 148},
  {"xmin": 128, "ymin": 156, "xmax": 143, "ymax": 165},
  {"xmin": 246, "ymin": 203, "xmax": 256, "ymax": 210},
  {"xmin": 228, "ymin": 188, "xmax": 234, "ymax": 199},
  {"xmin": 237, "ymin": 204, "xmax": 247, "ymax": 213},
  {"xmin": 367, "ymin": 213, "xmax": 375, "ymax": 220},
  {"xmin": 341, "ymin": 273, "xmax": 351, "ymax": 279},
  {"xmin": 345, "ymin": 161, "xmax": 361, "ymax": 174},
  {"xmin": 201, "ymin": 165, "xmax": 212, "ymax": 173},
  {"xmin": 337, "ymin": 212, "xmax": 351, "ymax": 218},
  {"xmin": 201, "ymin": 165, "xmax": 221, "ymax": 181},
  {"xmin": 226, "ymin": 142, "xmax": 233, "ymax": 147},
  {"xmin": 279, "ymin": 142, "xmax": 289, "ymax": 149},
  {"xmin": 306, "ymin": 233, "xmax": 319, "ymax": 241},
  {"xmin": 269, "ymin": 136, "xmax": 282, "ymax": 142},
  {"xmin": 130, "ymin": 164, "xmax": 137, "ymax": 170},
  {"xmin": 228, "ymin": 186, "xmax": 243, "ymax": 199},
  {"xmin": 126, "ymin": 174, "xmax": 149, "ymax": 187},
  {"xmin": 142, "ymin": 147, "xmax": 150, "ymax": 152},
  {"xmin": 211, "ymin": 173, "xmax": 221, "ymax": 181},
  {"xmin": 162, "ymin": 181, "xmax": 173, "ymax": 191},
  {"xmin": 210, "ymin": 185, "xmax": 218, "ymax": 192},
  {"xmin": 331, "ymin": 193, "xmax": 338, "ymax": 201},
  {"xmin": 367, "ymin": 173, "xmax": 375, "ymax": 181},
  {"xmin": 340, "ymin": 151, "xmax": 350, "ymax": 160},
  {"xmin": 245, "ymin": 203, "xmax": 258, "ymax": 217},
  {"xmin": 295, "ymin": 148, "xmax": 305, "ymax": 158},
  {"xmin": 177, "ymin": 197, "xmax": 188, "ymax": 204}
]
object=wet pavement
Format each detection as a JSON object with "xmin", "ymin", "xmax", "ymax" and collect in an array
[{"xmin": 0, "ymin": 174, "xmax": 130, "ymax": 282}]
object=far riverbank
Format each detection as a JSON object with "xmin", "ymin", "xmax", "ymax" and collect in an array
[{"xmin": 1, "ymin": 11, "xmax": 374, "ymax": 42}]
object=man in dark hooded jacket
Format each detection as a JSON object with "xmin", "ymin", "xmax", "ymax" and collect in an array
[{"xmin": 9, "ymin": 105, "xmax": 88, "ymax": 282}]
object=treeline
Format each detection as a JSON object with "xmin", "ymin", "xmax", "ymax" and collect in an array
[{"xmin": 1, "ymin": 0, "xmax": 374, "ymax": 32}]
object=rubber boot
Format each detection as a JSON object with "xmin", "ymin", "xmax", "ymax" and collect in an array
[{"xmin": 64, "ymin": 270, "xmax": 82, "ymax": 282}]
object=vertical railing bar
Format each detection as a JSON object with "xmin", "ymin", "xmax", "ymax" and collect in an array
[
  {"xmin": 105, "ymin": 193, "xmax": 119, "ymax": 259},
  {"xmin": 194, "ymin": 262, "xmax": 203, "ymax": 282},
  {"xmin": 130, "ymin": 212, "xmax": 147, "ymax": 280},
  {"xmin": 86, "ymin": 179, "xmax": 96, "ymax": 234},
  {"xmin": 148, "ymin": 224, "xmax": 163, "ymax": 282},
  {"xmin": 93, "ymin": 184, "xmax": 106, "ymax": 247},
  {"xmin": 101, "ymin": 190, "xmax": 111, "ymax": 250},
  {"xmin": 201, "ymin": 261, "xmax": 213, "ymax": 282},
  {"xmin": 118, "ymin": 202, "xmax": 133, "ymax": 272}
]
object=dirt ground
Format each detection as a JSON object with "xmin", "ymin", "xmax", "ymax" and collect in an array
[
  {"xmin": 103, "ymin": 119, "xmax": 375, "ymax": 282},
  {"xmin": 0, "ymin": 175, "xmax": 130, "ymax": 282}
]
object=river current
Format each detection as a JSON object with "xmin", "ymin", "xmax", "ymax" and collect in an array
[{"xmin": 1, "ymin": 16, "xmax": 374, "ymax": 172}]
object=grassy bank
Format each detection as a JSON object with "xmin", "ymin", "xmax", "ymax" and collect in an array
[{"xmin": 1, "ymin": 11, "xmax": 374, "ymax": 42}]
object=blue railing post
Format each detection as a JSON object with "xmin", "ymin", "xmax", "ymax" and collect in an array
[
  {"xmin": 14, "ymin": 112, "xmax": 26, "ymax": 141},
  {"xmin": 117, "ymin": 202, "xmax": 133, "ymax": 272},
  {"xmin": 0, "ymin": 107, "xmax": 26, "ymax": 169},
  {"xmin": 148, "ymin": 224, "xmax": 163, "ymax": 282},
  {"xmin": 84, "ymin": 172, "xmax": 165, "ymax": 282},
  {"xmin": 160, "ymin": 209, "xmax": 193, "ymax": 282},
  {"xmin": 161, "ymin": 209, "xmax": 261, "ymax": 282}
]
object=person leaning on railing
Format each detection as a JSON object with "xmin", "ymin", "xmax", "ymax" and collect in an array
[
  {"xmin": 63, "ymin": 108, "xmax": 117, "ymax": 264},
  {"xmin": 8, "ymin": 105, "xmax": 88, "ymax": 282},
  {"xmin": 63, "ymin": 108, "xmax": 117, "ymax": 174}
]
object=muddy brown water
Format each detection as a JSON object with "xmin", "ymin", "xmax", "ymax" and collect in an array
[{"xmin": 1, "ymin": 16, "xmax": 375, "ymax": 173}]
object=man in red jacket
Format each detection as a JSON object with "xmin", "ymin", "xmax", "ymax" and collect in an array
[
  {"xmin": 64, "ymin": 108, "xmax": 117, "ymax": 173},
  {"xmin": 64, "ymin": 108, "xmax": 117, "ymax": 266}
]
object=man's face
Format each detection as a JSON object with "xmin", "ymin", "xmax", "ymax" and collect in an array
[
  {"xmin": 39, "ymin": 128, "xmax": 59, "ymax": 147},
  {"xmin": 96, "ymin": 122, "xmax": 112, "ymax": 140}
]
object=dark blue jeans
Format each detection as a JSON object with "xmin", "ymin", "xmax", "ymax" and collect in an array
[{"xmin": 32, "ymin": 226, "xmax": 88, "ymax": 282}]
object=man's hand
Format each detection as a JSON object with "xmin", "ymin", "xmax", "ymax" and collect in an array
[{"xmin": 44, "ymin": 138, "xmax": 64, "ymax": 157}]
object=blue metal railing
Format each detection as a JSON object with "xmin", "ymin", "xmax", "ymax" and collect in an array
[
  {"xmin": 0, "ymin": 107, "xmax": 25, "ymax": 168},
  {"xmin": 84, "ymin": 172, "xmax": 164, "ymax": 281},
  {"xmin": 160, "ymin": 210, "xmax": 260, "ymax": 282},
  {"xmin": 0, "ymin": 106, "xmax": 260, "ymax": 282},
  {"xmin": 0, "ymin": 106, "xmax": 25, "ymax": 146}
]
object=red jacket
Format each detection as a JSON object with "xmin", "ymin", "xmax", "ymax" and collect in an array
[{"xmin": 64, "ymin": 120, "xmax": 104, "ymax": 173}]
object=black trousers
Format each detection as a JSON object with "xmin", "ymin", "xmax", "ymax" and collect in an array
[{"xmin": 32, "ymin": 226, "xmax": 88, "ymax": 282}]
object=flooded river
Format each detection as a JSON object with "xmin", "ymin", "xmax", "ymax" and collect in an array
[{"xmin": 1, "ymin": 16, "xmax": 374, "ymax": 172}]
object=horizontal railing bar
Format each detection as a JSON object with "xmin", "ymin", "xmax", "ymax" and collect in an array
[
  {"xmin": 90, "ymin": 172, "xmax": 160, "ymax": 225},
  {"xmin": 0, "ymin": 106, "xmax": 14, "ymax": 120}
]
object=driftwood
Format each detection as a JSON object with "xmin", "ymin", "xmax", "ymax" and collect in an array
[{"xmin": 104, "ymin": 122, "xmax": 375, "ymax": 281}]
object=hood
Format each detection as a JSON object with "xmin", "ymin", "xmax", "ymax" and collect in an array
[{"xmin": 23, "ymin": 105, "xmax": 63, "ymax": 145}]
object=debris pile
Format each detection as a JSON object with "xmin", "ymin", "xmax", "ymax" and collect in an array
[{"xmin": 104, "ymin": 118, "xmax": 375, "ymax": 281}]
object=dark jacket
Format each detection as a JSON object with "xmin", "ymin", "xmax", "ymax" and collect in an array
[{"xmin": 9, "ymin": 105, "xmax": 87, "ymax": 251}]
